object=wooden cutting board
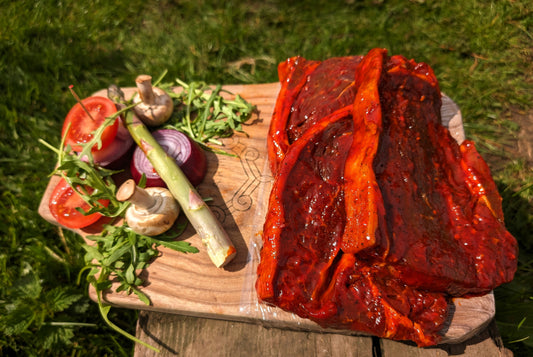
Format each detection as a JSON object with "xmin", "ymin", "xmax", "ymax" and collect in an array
[{"xmin": 38, "ymin": 82, "xmax": 494, "ymax": 344}]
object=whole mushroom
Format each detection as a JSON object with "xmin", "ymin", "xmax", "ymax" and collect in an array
[
  {"xmin": 133, "ymin": 75, "xmax": 174, "ymax": 126},
  {"xmin": 116, "ymin": 179, "xmax": 180, "ymax": 236}
]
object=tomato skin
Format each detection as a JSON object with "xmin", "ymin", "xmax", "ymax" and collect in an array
[
  {"xmin": 49, "ymin": 178, "xmax": 109, "ymax": 229},
  {"xmin": 62, "ymin": 96, "xmax": 118, "ymax": 152}
]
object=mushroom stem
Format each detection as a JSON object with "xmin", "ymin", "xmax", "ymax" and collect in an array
[
  {"xmin": 135, "ymin": 75, "xmax": 156, "ymax": 105},
  {"xmin": 116, "ymin": 179, "xmax": 156, "ymax": 210}
]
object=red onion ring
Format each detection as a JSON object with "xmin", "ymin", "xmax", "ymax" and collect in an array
[{"xmin": 130, "ymin": 129, "xmax": 207, "ymax": 187}]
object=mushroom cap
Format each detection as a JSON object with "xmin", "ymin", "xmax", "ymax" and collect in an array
[
  {"xmin": 133, "ymin": 87, "xmax": 174, "ymax": 126},
  {"xmin": 125, "ymin": 187, "xmax": 180, "ymax": 236}
]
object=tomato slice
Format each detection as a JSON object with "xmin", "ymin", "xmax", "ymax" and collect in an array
[
  {"xmin": 62, "ymin": 96, "xmax": 119, "ymax": 152},
  {"xmin": 49, "ymin": 178, "xmax": 109, "ymax": 229}
]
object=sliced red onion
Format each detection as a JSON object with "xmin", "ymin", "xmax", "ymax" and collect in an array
[
  {"xmin": 91, "ymin": 118, "xmax": 135, "ymax": 169},
  {"xmin": 130, "ymin": 129, "xmax": 207, "ymax": 187}
]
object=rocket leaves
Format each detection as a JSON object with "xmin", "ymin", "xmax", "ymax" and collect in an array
[
  {"xmin": 163, "ymin": 78, "xmax": 257, "ymax": 152},
  {"xmin": 81, "ymin": 222, "xmax": 194, "ymax": 305},
  {"xmin": 79, "ymin": 222, "xmax": 195, "ymax": 353}
]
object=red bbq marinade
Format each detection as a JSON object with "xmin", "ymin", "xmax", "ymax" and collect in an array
[
  {"xmin": 268, "ymin": 56, "xmax": 362, "ymax": 174},
  {"xmin": 257, "ymin": 48, "xmax": 518, "ymax": 347},
  {"xmin": 375, "ymin": 55, "xmax": 517, "ymax": 295}
]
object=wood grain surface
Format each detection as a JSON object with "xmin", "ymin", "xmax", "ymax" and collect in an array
[
  {"xmin": 38, "ymin": 82, "xmax": 494, "ymax": 344},
  {"xmin": 133, "ymin": 312, "xmax": 511, "ymax": 357}
]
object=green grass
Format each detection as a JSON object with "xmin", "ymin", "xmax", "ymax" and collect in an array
[{"xmin": 1, "ymin": 0, "xmax": 531, "ymax": 355}]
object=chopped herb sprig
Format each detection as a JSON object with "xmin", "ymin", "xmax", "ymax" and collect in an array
[{"xmin": 162, "ymin": 78, "xmax": 257, "ymax": 153}]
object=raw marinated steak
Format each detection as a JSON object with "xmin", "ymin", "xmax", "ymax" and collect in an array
[{"xmin": 256, "ymin": 48, "xmax": 518, "ymax": 346}]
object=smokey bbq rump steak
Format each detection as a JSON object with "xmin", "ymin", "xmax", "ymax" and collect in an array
[{"xmin": 256, "ymin": 48, "xmax": 518, "ymax": 347}]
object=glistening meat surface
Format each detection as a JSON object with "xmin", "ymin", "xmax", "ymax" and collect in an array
[{"xmin": 256, "ymin": 48, "xmax": 518, "ymax": 346}]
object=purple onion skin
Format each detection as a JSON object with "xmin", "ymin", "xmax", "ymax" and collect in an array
[{"xmin": 131, "ymin": 129, "xmax": 207, "ymax": 187}]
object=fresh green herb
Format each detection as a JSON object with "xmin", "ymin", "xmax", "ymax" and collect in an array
[
  {"xmin": 78, "ymin": 222, "xmax": 195, "ymax": 352},
  {"xmin": 162, "ymin": 78, "xmax": 257, "ymax": 153},
  {"xmin": 81, "ymin": 222, "xmax": 194, "ymax": 305}
]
